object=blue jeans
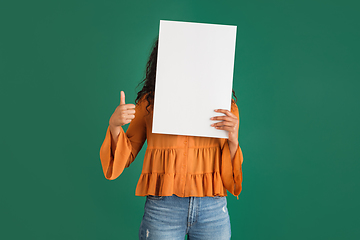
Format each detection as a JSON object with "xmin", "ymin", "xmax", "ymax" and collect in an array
[{"xmin": 139, "ymin": 194, "xmax": 231, "ymax": 240}]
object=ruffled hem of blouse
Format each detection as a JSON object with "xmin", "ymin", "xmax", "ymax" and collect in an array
[
  {"xmin": 141, "ymin": 146, "xmax": 221, "ymax": 172},
  {"xmin": 135, "ymin": 172, "xmax": 228, "ymax": 197}
]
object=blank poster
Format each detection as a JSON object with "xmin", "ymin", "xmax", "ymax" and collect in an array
[{"xmin": 152, "ymin": 20, "xmax": 237, "ymax": 138}]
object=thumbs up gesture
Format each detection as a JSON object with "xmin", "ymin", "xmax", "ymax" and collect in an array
[{"xmin": 109, "ymin": 91, "xmax": 136, "ymax": 128}]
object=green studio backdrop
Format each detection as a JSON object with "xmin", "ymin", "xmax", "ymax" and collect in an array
[{"xmin": 1, "ymin": 0, "xmax": 359, "ymax": 239}]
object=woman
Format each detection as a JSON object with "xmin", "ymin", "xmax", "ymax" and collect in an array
[{"xmin": 100, "ymin": 38, "xmax": 243, "ymax": 240}]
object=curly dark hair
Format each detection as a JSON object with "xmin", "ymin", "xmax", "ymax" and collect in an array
[
  {"xmin": 136, "ymin": 38, "xmax": 237, "ymax": 112},
  {"xmin": 135, "ymin": 39, "xmax": 158, "ymax": 111}
]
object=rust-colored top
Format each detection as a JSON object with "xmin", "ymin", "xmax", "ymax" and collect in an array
[{"xmin": 99, "ymin": 98, "xmax": 243, "ymax": 198}]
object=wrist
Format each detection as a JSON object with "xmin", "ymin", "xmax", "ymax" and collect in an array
[
  {"xmin": 228, "ymin": 139, "xmax": 239, "ymax": 148},
  {"xmin": 109, "ymin": 121, "xmax": 120, "ymax": 135},
  {"xmin": 109, "ymin": 118, "xmax": 120, "ymax": 130}
]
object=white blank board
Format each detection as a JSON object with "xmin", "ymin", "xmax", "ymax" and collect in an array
[{"xmin": 152, "ymin": 20, "xmax": 237, "ymax": 138}]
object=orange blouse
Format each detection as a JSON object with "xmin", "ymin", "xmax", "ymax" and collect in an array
[{"xmin": 99, "ymin": 97, "xmax": 243, "ymax": 198}]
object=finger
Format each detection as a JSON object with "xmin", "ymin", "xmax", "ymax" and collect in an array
[
  {"xmin": 123, "ymin": 119, "xmax": 132, "ymax": 125},
  {"xmin": 214, "ymin": 125, "xmax": 237, "ymax": 132},
  {"xmin": 211, "ymin": 121, "xmax": 236, "ymax": 127},
  {"xmin": 122, "ymin": 109, "xmax": 136, "ymax": 115},
  {"xmin": 123, "ymin": 113, "xmax": 135, "ymax": 118},
  {"xmin": 215, "ymin": 109, "xmax": 236, "ymax": 118},
  {"xmin": 120, "ymin": 116, "xmax": 134, "ymax": 125},
  {"xmin": 121, "ymin": 112, "xmax": 135, "ymax": 118},
  {"xmin": 210, "ymin": 116, "xmax": 236, "ymax": 121},
  {"xmin": 119, "ymin": 104, "xmax": 136, "ymax": 110},
  {"xmin": 125, "ymin": 115, "xmax": 135, "ymax": 120},
  {"xmin": 120, "ymin": 91, "xmax": 125, "ymax": 105}
]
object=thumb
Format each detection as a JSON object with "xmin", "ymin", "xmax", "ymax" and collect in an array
[{"xmin": 120, "ymin": 91, "xmax": 125, "ymax": 105}]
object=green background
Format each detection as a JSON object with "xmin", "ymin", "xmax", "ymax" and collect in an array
[{"xmin": 1, "ymin": 0, "xmax": 359, "ymax": 239}]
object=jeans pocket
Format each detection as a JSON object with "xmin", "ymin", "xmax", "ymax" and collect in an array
[{"xmin": 147, "ymin": 195, "xmax": 164, "ymax": 200}]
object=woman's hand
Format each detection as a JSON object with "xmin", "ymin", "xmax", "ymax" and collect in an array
[
  {"xmin": 211, "ymin": 109, "xmax": 239, "ymax": 146},
  {"xmin": 109, "ymin": 91, "xmax": 136, "ymax": 129},
  {"xmin": 109, "ymin": 91, "xmax": 135, "ymax": 154}
]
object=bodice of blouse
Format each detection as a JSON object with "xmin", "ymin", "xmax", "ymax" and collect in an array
[{"xmin": 99, "ymin": 97, "xmax": 243, "ymax": 198}]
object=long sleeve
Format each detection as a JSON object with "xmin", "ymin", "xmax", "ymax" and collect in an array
[
  {"xmin": 99, "ymin": 99, "xmax": 147, "ymax": 180},
  {"xmin": 220, "ymin": 102, "xmax": 243, "ymax": 198}
]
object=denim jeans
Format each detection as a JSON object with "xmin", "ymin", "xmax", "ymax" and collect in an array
[{"xmin": 139, "ymin": 194, "xmax": 231, "ymax": 240}]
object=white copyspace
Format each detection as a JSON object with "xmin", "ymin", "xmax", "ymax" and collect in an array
[{"xmin": 152, "ymin": 20, "xmax": 237, "ymax": 138}]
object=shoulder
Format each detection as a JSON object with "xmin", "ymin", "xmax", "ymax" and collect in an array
[
  {"xmin": 230, "ymin": 99, "xmax": 239, "ymax": 118},
  {"xmin": 231, "ymin": 99, "xmax": 238, "ymax": 111},
  {"xmin": 136, "ymin": 93, "xmax": 153, "ymax": 113}
]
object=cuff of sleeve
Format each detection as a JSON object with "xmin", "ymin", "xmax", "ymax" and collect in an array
[
  {"xmin": 221, "ymin": 140, "xmax": 243, "ymax": 198},
  {"xmin": 99, "ymin": 126, "xmax": 132, "ymax": 180}
]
